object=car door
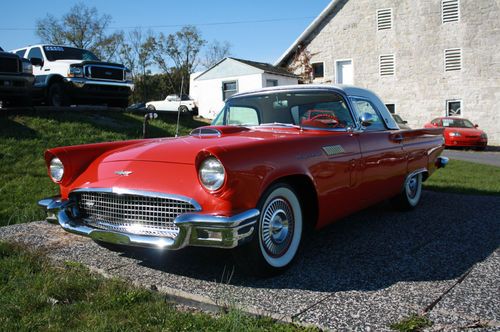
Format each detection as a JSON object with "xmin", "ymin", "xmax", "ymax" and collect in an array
[
  {"xmin": 350, "ymin": 97, "xmax": 407, "ymax": 206},
  {"xmin": 164, "ymin": 95, "xmax": 179, "ymax": 111},
  {"xmin": 26, "ymin": 47, "xmax": 45, "ymax": 77}
]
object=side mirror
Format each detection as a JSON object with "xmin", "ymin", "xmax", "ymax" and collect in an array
[
  {"xmin": 402, "ymin": 120, "xmax": 408, "ymax": 124},
  {"xmin": 359, "ymin": 112, "xmax": 375, "ymax": 127},
  {"xmin": 474, "ymin": 124, "xmax": 479, "ymax": 128},
  {"xmin": 30, "ymin": 57, "xmax": 43, "ymax": 67}
]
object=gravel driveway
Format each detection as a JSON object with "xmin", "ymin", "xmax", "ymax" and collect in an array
[{"xmin": 0, "ymin": 190, "xmax": 498, "ymax": 330}]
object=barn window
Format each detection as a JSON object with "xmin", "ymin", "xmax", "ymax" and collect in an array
[
  {"xmin": 312, "ymin": 62, "xmax": 324, "ymax": 78},
  {"xmin": 446, "ymin": 100, "xmax": 462, "ymax": 116},
  {"xmin": 222, "ymin": 81, "xmax": 238, "ymax": 100},
  {"xmin": 266, "ymin": 79, "xmax": 278, "ymax": 87}
]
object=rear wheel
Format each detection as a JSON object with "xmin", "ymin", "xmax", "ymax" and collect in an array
[
  {"xmin": 147, "ymin": 104, "xmax": 156, "ymax": 111},
  {"xmin": 233, "ymin": 183, "xmax": 303, "ymax": 276},
  {"xmin": 178, "ymin": 105, "xmax": 189, "ymax": 114},
  {"xmin": 392, "ymin": 173, "xmax": 423, "ymax": 210}
]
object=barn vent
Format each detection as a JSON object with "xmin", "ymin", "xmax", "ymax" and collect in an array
[
  {"xmin": 442, "ymin": 0, "xmax": 460, "ymax": 23},
  {"xmin": 444, "ymin": 48, "xmax": 462, "ymax": 71},
  {"xmin": 377, "ymin": 8, "xmax": 392, "ymax": 30},
  {"xmin": 379, "ymin": 54, "xmax": 395, "ymax": 76}
]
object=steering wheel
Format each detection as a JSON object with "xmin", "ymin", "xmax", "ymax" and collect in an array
[{"xmin": 310, "ymin": 113, "xmax": 340, "ymax": 127}]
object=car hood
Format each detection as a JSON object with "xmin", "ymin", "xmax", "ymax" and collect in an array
[
  {"xmin": 53, "ymin": 59, "xmax": 84, "ymax": 65},
  {"xmin": 100, "ymin": 126, "xmax": 312, "ymax": 165}
]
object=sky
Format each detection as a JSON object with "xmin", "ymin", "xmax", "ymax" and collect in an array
[{"xmin": 0, "ymin": 0, "xmax": 331, "ymax": 66}]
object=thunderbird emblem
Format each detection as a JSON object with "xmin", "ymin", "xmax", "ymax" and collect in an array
[{"xmin": 115, "ymin": 170, "xmax": 133, "ymax": 176}]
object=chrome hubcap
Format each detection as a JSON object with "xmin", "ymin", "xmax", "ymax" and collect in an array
[
  {"xmin": 407, "ymin": 176, "xmax": 418, "ymax": 198},
  {"xmin": 261, "ymin": 198, "xmax": 294, "ymax": 257}
]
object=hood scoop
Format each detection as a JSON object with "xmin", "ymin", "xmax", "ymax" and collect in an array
[
  {"xmin": 190, "ymin": 126, "xmax": 250, "ymax": 138},
  {"xmin": 190, "ymin": 127, "xmax": 222, "ymax": 137}
]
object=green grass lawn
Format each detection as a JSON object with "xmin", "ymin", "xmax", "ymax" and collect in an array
[
  {"xmin": 424, "ymin": 159, "xmax": 500, "ymax": 196},
  {"xmin": 0, "ymin": 110, "xmax": 206, "ymax": 226},
  {"xmin": 0, "ymin": 241, "xmax": 312, "ymax": 331}
]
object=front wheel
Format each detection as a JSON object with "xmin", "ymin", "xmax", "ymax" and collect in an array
[
  {"xmin": 392, "ymin": 173, "xmax": 423, "ymax": 210},
  {"xmin": 233, "ymin": 183, "xmax": 303, "ymax": 276},
  {"xmin": 47, "ymin": 82, "xmax": 69, "ymax": 107}
]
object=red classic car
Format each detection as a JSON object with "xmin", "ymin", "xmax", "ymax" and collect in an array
[
  {"xmin": 424, "ymin": 117, "xmax": 488, "ymax": 150},
  {"xmin": 39, "ymin": 85, "xmax": 448, "ymax": 275}
]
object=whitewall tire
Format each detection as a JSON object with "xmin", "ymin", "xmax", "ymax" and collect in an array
[{"xmin": 233, "ymin": 183, "xmax": 303, "ymax": 276}]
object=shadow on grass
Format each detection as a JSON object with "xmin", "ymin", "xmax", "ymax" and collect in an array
[
  {"xmin": 3, "ymin": 109, "xmax": 207, "ymax": 140},
  {"xmin": 0, "ymin": 117, "xmax": 38, "ymax": 140},
  {"xmin": 107, "ymin": 191, "xmax": 499, "ymax": 294}
]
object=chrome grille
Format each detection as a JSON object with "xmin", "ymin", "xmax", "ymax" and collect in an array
[
  {"xmin": 74, "ymin": 191, "xmax": 197, "ymax": 238},
  {"xmin": 86, "ymin": 65, "xmax": 124, "ymax": 81}
]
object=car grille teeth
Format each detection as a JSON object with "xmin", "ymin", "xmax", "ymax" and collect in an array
[{"xmin": 74, "ymin": 192, "xmax": 197, "ymax": 238}]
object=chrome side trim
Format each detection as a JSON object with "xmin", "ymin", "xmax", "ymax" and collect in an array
[{"xmin": 71, "ymin": 187, "xmax": 202, "ymax": 211}]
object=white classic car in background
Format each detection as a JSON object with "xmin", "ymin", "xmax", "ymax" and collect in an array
[{"xmin": 146, "ymin": 94, "xmax": 198, "ymax": 114}]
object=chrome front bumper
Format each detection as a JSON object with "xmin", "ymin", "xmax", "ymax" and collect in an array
[
  {"xmin": 38, "ymin": 196, "xmax": 259, "ymax": 250},
  {"xmin": 65, "ymin": 77, "xmax": 135, "ymax": 91}
]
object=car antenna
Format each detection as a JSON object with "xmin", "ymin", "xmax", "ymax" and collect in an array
[{"xmin": 175, "ymin": 76, "xmax": 184, "ymax": 138}]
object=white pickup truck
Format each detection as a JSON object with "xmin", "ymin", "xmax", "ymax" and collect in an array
[{"xmin": 12, "ymin": 44, "xmax": 134, "ymax": 107}]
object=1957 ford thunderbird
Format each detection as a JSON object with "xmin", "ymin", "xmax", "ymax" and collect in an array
[{"xmin": 39, "ymin": 85, "xmax": 448, "ymax": 275}]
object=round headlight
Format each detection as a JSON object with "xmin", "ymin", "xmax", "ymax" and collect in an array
[
  {"xmin": 49, "ymin": 157, "xmax": 64, "ymax": 182},
  {"xmin": 199, "ymin": 157, "xmax": 225, "ymax": 191}
]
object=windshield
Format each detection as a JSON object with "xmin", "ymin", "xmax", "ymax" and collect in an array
[
  {"xmin": 442, "ymin": 118, "xmax": 474, "ymax": 128},
  {"xmin": 43, "ymin": 46, "xmax": 100, "ymax": 61},
  {"xmin": 212, "ymin": 91, "xmax": 355, "ymax": 130}
]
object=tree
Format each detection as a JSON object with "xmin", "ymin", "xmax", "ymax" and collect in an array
[
  {"xmin": 36, "ymin": 2, "xmax": 123, "ymax": 61},
  {"xmin": 119, "ymin": 28, "xmax": 155, "ymax": 101},
  {"xmin": 201, "ymin": 40, "xmax": 232, "ymax": 69},
  {"xmin": 148, "ymin": 26, "xmax": 206, "ymax": 94}
]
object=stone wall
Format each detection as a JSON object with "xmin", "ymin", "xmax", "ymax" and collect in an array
[{"xmin": 284, "ymin": 0, "xmax": 500, "ymax": 144}]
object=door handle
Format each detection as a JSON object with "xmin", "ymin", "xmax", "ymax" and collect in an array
[{"xmin": 391, "ymin": 134, "xmax": 404, "ymax": 142}]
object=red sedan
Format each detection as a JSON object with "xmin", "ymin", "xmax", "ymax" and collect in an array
[{"xmin": 424, "ymin": 117, "xmax": 488, "ymax": 150}]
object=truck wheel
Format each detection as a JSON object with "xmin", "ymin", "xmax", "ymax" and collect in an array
[
  {"xmin": 392, "ymin": 173, "xmax": 423, "ymax": 210},
  {"xmin": 233, "ymin": 183, "xmax": 303, "ymax": 276},
  {"xmin": 48, "ymin": 82, "xmax": 68, "ymax": 107}
]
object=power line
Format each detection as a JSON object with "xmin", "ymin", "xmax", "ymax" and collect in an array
[{"xmin": 0, "ymin": 16, "xmax": 315, "ymax": 31}]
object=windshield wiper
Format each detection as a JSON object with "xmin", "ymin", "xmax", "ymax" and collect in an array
[{"xmin": 259, "ymin": 122, "xmax": 301, "ymax": 129}]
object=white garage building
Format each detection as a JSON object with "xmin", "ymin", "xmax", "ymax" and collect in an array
[{"xmin": 190, "ymin": 57, "xmax": 298, "ymax": 119}]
